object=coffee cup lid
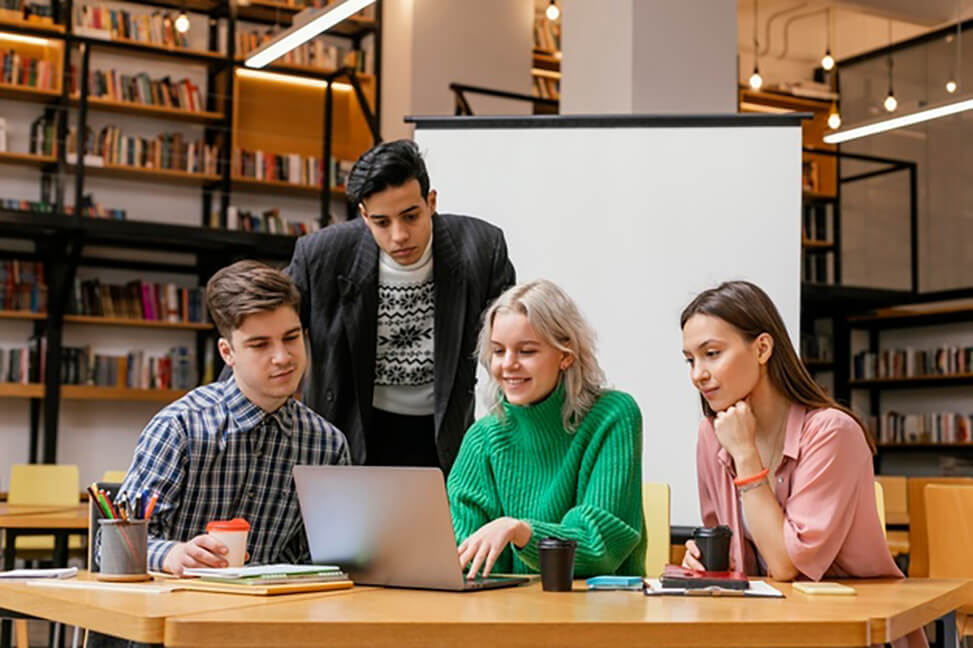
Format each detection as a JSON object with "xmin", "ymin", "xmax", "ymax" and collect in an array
[
  {"xmin": 206, "ymin": 517, "xmax": 250, "ymax": 532},
  {"xmin": 693, "ymin": 524, "xmax": 732, "ymax": 539},
  {"xmin": 538, "ymin": 536, "xmax": 578, "ymax": 549}
]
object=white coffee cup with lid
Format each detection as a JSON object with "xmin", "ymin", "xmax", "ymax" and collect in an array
[{"xmin": 206, "ymin": 517, "xmax": 250, "ymax": 567}]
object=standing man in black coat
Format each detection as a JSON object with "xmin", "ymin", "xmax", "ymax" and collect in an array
[{"xmin": 288, "ymin": 140, "xmax": 515, "ymax": 473}]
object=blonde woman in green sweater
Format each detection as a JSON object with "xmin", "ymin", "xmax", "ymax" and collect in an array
[{"xmin": 447, "ymin": 279, "xmax": 646, "ymax": 580}]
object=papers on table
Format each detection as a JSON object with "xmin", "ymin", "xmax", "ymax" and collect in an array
[
  {"xmin": 0, "ymin": 567, "xmax": 77, "ymax": 579},
  {"xmin": 182, "ymin": 564, "xmax": 341, "ymax": 579},
  {"xmin": 644, "ymin": 578, "xmax": 784, "ymax": 598}
]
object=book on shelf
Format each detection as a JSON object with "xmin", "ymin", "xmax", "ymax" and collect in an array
[
  {"xmin": 0, "ymin": 117, "xmax": 7, "ymax": 152},
  {"xmin": 232, "ymin": 148, "xmax": 351, "ymax": 187},
  {"xmin": 0, "ymin": 1, "xmax": 55, "ymax": 24},
  {"xmin": 0, "ymin": 259, "xmax": 46, "ymax": 312},
  {"xmin": 216, "ymin": 206, "xmax": 320, "ymax": 236},
  {"xmin": 236, "ymin": 29, "xmax": 366, "ymax": 72},
  {"xmin": 533, "ymin": 14, "xmax": 560, "ymax": 52},
  {"xmin": 73, "ymin": 3, "xmax": 193, "ymax": 51},
  {"xmin": 1, "ymin": 50, "xmax": 57, "ymax": 90},
  {"xmin": 853, "ymin": 345, "xmax": 973, "ymax": 380},
  {"xmin": 871, "ymin": 411, "xmax": 973, "ymax": 445},
  {"xmin": 801, "ymin": 331, "xmax": 832, "ymax": 363},
  {"xmin": 1, "ymin": 198, "xmax": 56, "ymax": 212},
  {"xmin": 68, "ymin": 125, "xmax": 219, "ymax": 175},
  {"xmin": 71, "ymin": 67, "xmax": 205, "ymax": 113},
  {"xmin": 1, "ymin": 335, "xmax": 198, "ymax": 389},
  {"xmin": 68, "ymin": 278, "xmax": 207, "ymax": 324},
  {"xmin": 28, "ymin": 112, "xmax": 57, "ymax": 156},
  {"xmin": 532, "ymin": 75, "xmax": 559, "ymax": 100}
]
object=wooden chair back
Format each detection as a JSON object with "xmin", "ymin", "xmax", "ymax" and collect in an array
[{"xmin": 907, "ymin": 476, "xmax": 973, "ymax": 577}]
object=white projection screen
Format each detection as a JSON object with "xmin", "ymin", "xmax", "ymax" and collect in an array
[{"xmin": 412, "ymin": 114, "xmax": 804, "ymax": 527}]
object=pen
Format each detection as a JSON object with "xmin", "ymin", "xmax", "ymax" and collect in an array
[{"xmin": 144, "ymin": 492, "xmax": 159, "ymax": 521}]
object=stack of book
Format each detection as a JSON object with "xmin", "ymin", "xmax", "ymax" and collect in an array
[
  {"xmin": 853, "ymin": 345, "xmax": 973, "ymax": 380},
  {"xmin": 73, "ymin": 3, "xmax": 191, "ymax": 50},
  {"xmin": 871, "ymin": 411, "xmax": 973, "ymax": 445},
  {"xmin": 0, "ymin": 0, "xmax": 55, "ymax": 24},
  {"xmin": 0, "ymin": 259, "xmax": 46, "ymax": 312},
  {"xmin": 180, "ymin": 564, "xmax": 352, "ymax": 594},
  {"xmin": 233, "ymin": 148, "xmax": 352, "ymax": 188},
  {"xmin": 0, "ymin": 51, "xmax": 57, "ymax": 90},
  {"xmin": 73, "ymin": 67, "xmax": 204, "ymax": 113},
  {"xmin": 68, "ymin": 278, "xmax": 207, "ymax": 324}
]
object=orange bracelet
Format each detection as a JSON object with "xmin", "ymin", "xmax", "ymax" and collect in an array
[{"xmin": 734, "ymin": 467, "xmax": 769, "ymax": 487}]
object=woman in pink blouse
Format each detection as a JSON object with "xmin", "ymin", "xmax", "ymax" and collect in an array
[{"xmin": 679, "ymin": 281, "xmax": 925, "ymax": 648}]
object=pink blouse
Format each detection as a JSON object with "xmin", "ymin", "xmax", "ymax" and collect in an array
[{"xmin": 696, "ymin": 404, "xmax": 927, "ymax": 648}]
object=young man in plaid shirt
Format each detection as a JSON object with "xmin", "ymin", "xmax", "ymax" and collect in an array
[{"xmin": 116, "ymin": 260, "xmax": 350, "ymax": 576}]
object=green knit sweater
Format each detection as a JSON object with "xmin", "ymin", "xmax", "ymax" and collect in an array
[{"xmin": 447, "ymin": 384, "xmax": 646, "ymax": 577}]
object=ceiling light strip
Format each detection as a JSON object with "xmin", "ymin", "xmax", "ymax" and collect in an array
[
  {"xmin": 244, "ymin": 0, "xmax": 375, "ymax": 69},
  {"xmin": 823, "ymin": 96, "xmax": 973, "ymax": 144}
]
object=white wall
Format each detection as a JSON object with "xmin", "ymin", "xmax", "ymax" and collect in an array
[
  {"xmin": 415, "ymin": 119, "xmax": 802, "ymax": 526},
  {"xmin": 380, "ymin": 0, "xmax": 534, "ymax": 139},
  {"xmin": 560, "ymin": 1, "xmax": 633, "ymax": 114}
]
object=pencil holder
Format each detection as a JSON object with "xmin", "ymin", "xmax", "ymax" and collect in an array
[{"xmin": 97, "ymin": 519, "xmax": 150, "ymax": 582}]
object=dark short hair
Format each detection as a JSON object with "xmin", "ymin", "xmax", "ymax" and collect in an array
[
  {"xmin": 205, "ymin": 260, "xmax": 300, "ymax": 338},
  {"xmin": 346, "ymin": 139, "xmax": 430, "ymax": 206}
]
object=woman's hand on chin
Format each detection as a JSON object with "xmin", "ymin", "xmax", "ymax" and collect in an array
[
  {"xmin": 457, "ymin": 517, "xmax": 532, "ymax": 580},
  {"xmin": 713, "ymin": 399, "xmax": 759, "ymax": 464}
]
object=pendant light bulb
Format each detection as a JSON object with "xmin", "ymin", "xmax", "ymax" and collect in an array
[
  {"xmin": 175, "ymin": 10, "xmax": 190, "ymax": 33},
  {"xmin": 884, "ymin": 91, "xmax": 898, "ymax": 112},
  {"xmin": 749, "ymin": 68, "xmax": 763, "ymax": 90},
  {"xmin": 946, "ymin": 79, "xmax": 958, "ymax": 93},
  {"xmin": 821, "ymin": 50, "xmax": 835, "ymax": 71},
  {"xmin": 545, "ymin": 0, "xmax": 559, "ymax": 21},
  {"xmin": 827, "ymin": 104, "xmax": 841, "ymax": 129}
]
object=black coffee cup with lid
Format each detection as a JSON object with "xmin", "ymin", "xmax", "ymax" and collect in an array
[
  {"xmin": 538, "ymin": 536, "xmax": 577, "ymax": 591},
  {"xmin": 692, "ymin": 525, "xmax": 733, "ymax": 572}
]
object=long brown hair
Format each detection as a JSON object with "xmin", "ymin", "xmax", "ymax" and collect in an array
[{"xmin": 680, "ymin": 281, "xmax": 875, "ymax": 453}]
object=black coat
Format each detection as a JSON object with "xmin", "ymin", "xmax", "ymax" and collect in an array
[{"xmin": 287, "ymin": 213, "xmax": 515, "ymax": 473}]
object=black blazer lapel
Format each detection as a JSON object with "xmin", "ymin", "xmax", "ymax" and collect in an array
[
  {"xmin": 338, "ymin": 224, "xmax": 379, "ymax": 429},
  {"xmin": 432, "ymin": 214, "xmax": 468, "ymax": 430}
]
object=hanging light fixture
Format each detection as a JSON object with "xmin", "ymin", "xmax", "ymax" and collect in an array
[
  {"xmin": 827, "ymin": 102, "xmax": 841, "ymax": 129},
  {"xmin": 883, "ymin": 21, "xmax": 897, "ymax": 112},
  {"xmin": 946, "ymin": 0, "xmax": 961, "ymax": 93},
  {"xmin": 246, "ymin": 0, "xmax": 377, "ymax": 68},
  {"xmin": 824, "ymin": 94, "xmax": 973, "ymax": 143},
  {"xmin": 546, "ymin": 0, "xmax": 559, "ymax": 21},
  {"xmin": 749, "ymin": 0, "xmax": 763, "ymax": 90},
  {"xmin": 821, "ymin": 7, "xmax": 835, "ymax": 70},
  {"xmin": 175, "ymin": 10, "xmax": 190, "ymax": 34}
]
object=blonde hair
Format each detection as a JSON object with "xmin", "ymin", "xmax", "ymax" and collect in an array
[{"xmin": 477, "ymin": 280, "xmax": 605, "ymax": 431}]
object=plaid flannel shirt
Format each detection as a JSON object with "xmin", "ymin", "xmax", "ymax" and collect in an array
[{"xmin": 118, "ymin": 378, "xmax": 350, "ymax": 571}]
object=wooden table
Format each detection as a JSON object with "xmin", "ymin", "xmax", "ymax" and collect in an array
[
  {"xmin": 163, "ymin": 578, "xmax": 973, "ymax": 648},
  {"xmin": 0, "ymin": 572, "xmax": 364, "ymax": 645},
  {"xmin": 0, "ymin": 504, "xmax": 89, "ymax": 570},
  {"xmin": 0, "ymin": 504, "xmax": 90, "ymax": 648}
]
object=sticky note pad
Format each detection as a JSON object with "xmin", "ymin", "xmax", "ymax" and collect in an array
[{"xmin": 793, "ymin": 582, "xmax": 856, "ymax": 595}]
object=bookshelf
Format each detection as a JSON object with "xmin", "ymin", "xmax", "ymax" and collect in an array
[
  {"xmin": 0, "ymin": 0, "xmax": 382, "ymax": 471},
  {"xmin": 847, "ymin": 299, "xmax": 973, "ymax": 473}
]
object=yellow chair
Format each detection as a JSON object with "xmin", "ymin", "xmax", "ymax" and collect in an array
[
  {"xmin": 874, "ymin": 481, "xmax": 887, "ymax": 538},
  {"xmin": 924, "ymin": 484, "xmax": 973, "ymax": 642},
  {"xmin": 7, "ymin": 464, "xmax": 84, "ymax": 553},
  {"xmin": 101, "ymin": 470, "xmax": 128, "ymax": 483},
  {"xmin": 642, "ymin": 482, "xmax": 670, "ymax": 578}
]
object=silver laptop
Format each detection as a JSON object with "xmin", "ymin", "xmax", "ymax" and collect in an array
[{"xmin": 293, "ymin": 465, "xmax": 529, "ymax": 591}]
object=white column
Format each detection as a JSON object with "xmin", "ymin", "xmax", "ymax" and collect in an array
[
  {"xmin": 381, "ymin": 0, "xmax": 534, "ymax": 141},
  {"xmin": 561, "ymin": 0, "xmax": 737, "ymax": 114}
]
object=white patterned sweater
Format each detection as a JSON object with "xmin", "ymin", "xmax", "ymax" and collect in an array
[{"xmin": 372, "ymin": 235, "xmax": 435, "ymax": 416}]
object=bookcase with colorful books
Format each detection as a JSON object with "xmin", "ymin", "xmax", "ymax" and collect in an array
[
  {"xmin": 531, "ymin": 7, "xmax": 559, "ymax": 113},
  {"xmin": 847, "ymin": 302, "xmax": 973, "ymax": 474},
  {"xmin": 0, "ymin": 0, "xmax": 382, "ymax": 475}
]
